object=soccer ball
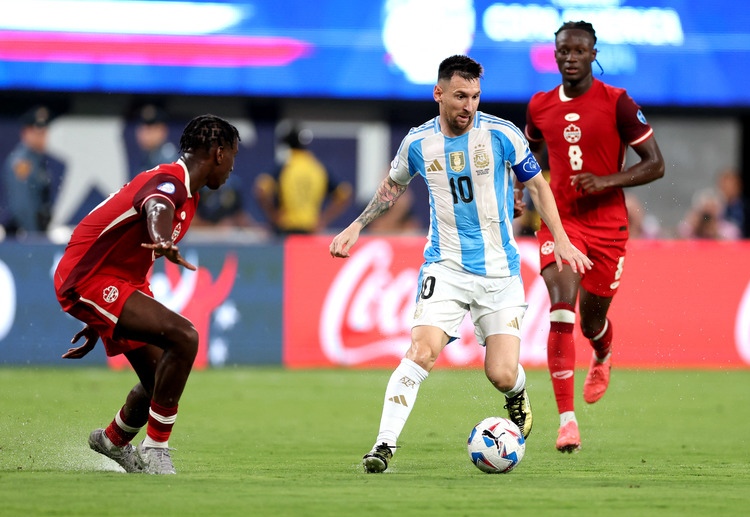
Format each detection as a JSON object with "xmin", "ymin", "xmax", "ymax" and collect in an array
[{"xmin": 467, "ymin": 417, "xmax": 525, "ymax": 473}]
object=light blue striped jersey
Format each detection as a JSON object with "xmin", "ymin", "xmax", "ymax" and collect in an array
[{"xmin": 389, "ymin": 111, "xmax": 542, "ymax": 277}]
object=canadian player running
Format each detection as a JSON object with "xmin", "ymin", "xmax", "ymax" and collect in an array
[
  {"xmin": 330, "ymin": 55, "xmax": 592, "ymax": 473},
  {"xmin": 54, "ymin": 115, "xmax": 240, "ymax": 474},
  {"xmin": 524, "ymin": 21, "xmax": 665, "ymax": 453}
]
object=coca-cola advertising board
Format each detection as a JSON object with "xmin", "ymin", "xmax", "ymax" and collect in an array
[{"xmin": 284, "ymin": 236, "xmax": 750, "ymax": 369}]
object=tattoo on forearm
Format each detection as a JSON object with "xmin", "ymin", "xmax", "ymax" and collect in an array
[{"xmin": 355, "ymin": 179, "xmax": 407, "ymax": 227}]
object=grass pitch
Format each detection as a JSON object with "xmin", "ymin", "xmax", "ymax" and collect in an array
[{"xmin": 0, "ymin": 366, "xmax": 748, "ymax": 516}]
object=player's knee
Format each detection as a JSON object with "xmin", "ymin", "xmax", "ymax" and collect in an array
[
  {"xmin": 580, "ymin": 320, "xmax": 605, "ymax": 339},
  {"xmin": 405, "ymin": 344, "xmax": 438, "ymax": 372},
  {"xmin": 180, "ymin": 325, "xmax": 199, "ymax": 361},
  {"xmin": 162, "ymin": 320, "xmax": 199, "ymax": 361},
  {"xmin": 485, "ymin": 364, "xmax": 516, "ymax": 392}
]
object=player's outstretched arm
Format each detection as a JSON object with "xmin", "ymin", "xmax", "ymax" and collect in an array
[
  {"xmin": 524, "ymin": 174, "xmax": 592, "ymax": 274},
  {"xmin": 329, "ymin": 176, "xmax": 407, "ymax": 258}
]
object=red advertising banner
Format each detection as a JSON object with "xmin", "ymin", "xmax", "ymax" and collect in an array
[{"xmin": 284, "ymin": 236, "xmax": 750, "ymax": 369}]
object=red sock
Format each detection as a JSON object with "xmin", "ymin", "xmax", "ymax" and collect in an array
[
  {"xmin": 591, "ymin": 319, "xmax": 613, "ymax": 360},
  {"xmin": 146, "ymin": 402, "xmax": 178, "ymax": 444},
  {"xmin": 104, "ymin": 409, "xmax": 142, "ymax": 447},
  {"xmin": 548, "ymin": 303, "xmax": 576, "ymax": 414}
]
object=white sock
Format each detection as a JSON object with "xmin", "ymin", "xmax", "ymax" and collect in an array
[
  {"xmin": 560, "ymin": 411, "xmax": 577, "ymax": 427},
  {"xmin": 374, "ymin": 358, "xmax": 429, "ymax": 448},
  {"xmin": 503, "ymin": 363, "xmax": 527, "ymax": 399},
  {"xmin": 142, "ymin": 436, "xmax": 169, "ymax": 448}
]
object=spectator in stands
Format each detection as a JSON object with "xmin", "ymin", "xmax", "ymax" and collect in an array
[
  {"xmin": 678, "ymin": 188, "xmax": 741, "ymax": 240},
  {"xmin": 716, "ymin": 168, "xmax": 745, "ymax": 236},
  {"xmin": 192, "ymin": 174, "xmax": 264, "ymax": 231},
  {"xmin": 1, "ymin": 106, "xmax": 63, "ymax": 237},
  {"xmin": 254, "ymin": 123, "xmax": 352, "ymax": 235},
  {"xmin": 132, "ymin": 104, "xmax": 179, "ymax": 178}
]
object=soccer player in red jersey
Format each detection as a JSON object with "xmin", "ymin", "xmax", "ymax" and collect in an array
[
  {"xmin": 54, "ymin": 114, "xmax": 240, "ymax": 473},
  {"xmin": 524, "ymin": 21, "xmax": 665, "ymax": 453}
]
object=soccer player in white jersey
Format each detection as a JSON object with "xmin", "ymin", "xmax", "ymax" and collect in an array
[{"xmin": 329, "ymin": 55, "xmax": 592, "ymax": 473}]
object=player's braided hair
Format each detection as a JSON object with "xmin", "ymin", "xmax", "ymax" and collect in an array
[
  {"xmin": 179, "ymin": 114, "xmax": 240, "ymax": 153},
  {"xmin": 555, "ymin": 20, "xmax": 597, "ymax": 44},
  {"xmin": 437, "ymin": 55, "xmax": 484, "ymax": 83}
]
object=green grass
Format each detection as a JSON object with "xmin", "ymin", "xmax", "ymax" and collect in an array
[{"xmin": 0, "ymin": 367, "xmax": 748, "ymax": 516}]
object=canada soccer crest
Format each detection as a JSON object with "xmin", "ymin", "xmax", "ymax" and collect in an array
[{"xmin": 563, "ymin": 124, "xmax": 581, "ymax": 144}]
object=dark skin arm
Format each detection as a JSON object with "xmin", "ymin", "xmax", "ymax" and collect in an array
[
  {"xmin": 528, "ymin": 137, "xmax": 664, "ymax": 195},
  {"xmin": 140, "ymin": 197, "xmax": 196, "ymax": 270},
  {"xmin": 570, "ymin": 137, "xmax": 665, "ymax": 194},
  {"xmin": 62, "ymin": 197, "xmax": 197, "ymax": 359}
]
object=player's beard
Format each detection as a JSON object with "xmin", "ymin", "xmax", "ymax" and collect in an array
[{"xmin": 447, "ymin": 111, "xmax": 473, "ymax": 135}]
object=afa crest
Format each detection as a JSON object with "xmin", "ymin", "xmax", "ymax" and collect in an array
[{"xmin": 473, "ymin": 148, "xmax": 490, "ymax": 169}]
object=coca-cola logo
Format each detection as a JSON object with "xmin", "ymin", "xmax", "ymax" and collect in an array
[
  {"xmin": 734, "ymin": 282, "xmax": 750, "ymax": 363},
  {"xmin": 319, "ymin": 239, "xmax": 553, "ymax": 367},
  {"xmin": 0, "ymin": 260, "xmax": 16, "ymax": 341}
]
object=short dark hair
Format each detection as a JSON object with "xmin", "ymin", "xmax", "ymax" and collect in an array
[
  {"xmin": 437, "ymin": 55, "xmax": 483, "ymax": 83},
  {"xmin": 179, "ymin": 114, "xmax": 240, "ymax": 153},
  {"xmin": 555, "ymin": 20, "xmax": 597, "ymax": 45}
]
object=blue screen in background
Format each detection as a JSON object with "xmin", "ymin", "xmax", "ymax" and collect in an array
[{"xmin": 0, "ymin": 0, "xmax": 748, "ymax": 107}]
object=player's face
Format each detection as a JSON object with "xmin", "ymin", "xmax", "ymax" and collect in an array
[
  {"xmin": 207, "ymin": 139, "xmax": 239, "ymax": 190},
  {"xmin": 554, "ymin": 29, "xmax": 597, "ymax": 84},
  {"xmin": 434, "ymin": 75, "xmax": 480, "ymax": 137}
]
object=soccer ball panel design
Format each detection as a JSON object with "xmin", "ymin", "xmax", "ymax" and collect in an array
[{"xmin": 467, "ymin": 417, "xmax": 525, "ymax": 473}]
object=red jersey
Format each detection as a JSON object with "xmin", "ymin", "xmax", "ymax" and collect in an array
[
  {"xmin": 525, "ymin": 79, "xmax": 654, "ymax": 232},
  {"xmin": 55, "ymin": 160, "xmax": 198, "ymax": 298}
]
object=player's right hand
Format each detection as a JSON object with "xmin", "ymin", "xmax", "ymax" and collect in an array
[
  {"xmin": 142, "ymin": 241, "xmax": 197, "ymax": 270},
  {"xmin": 329, "ymin": 224, "xmax": 361, "ymax": 258}
]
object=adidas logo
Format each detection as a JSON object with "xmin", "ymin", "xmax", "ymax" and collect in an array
[
  {"xmin": 506, "ymin": 317, "xmax": 520, "ymax": 330},
  {"xmin": 388, "ymin": 395, "xmax": 408, "ymax": 406},
  {"xmin": 425, "ymin": 159, "xmax": 443, "ymax": 172}
]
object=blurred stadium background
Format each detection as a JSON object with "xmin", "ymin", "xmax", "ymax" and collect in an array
[{"xmin": 1, "ymin": 0, "xmax": 750, "ymax": 370}]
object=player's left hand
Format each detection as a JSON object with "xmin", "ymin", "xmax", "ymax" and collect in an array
[
  {"xmin": 62, "ymin": 325, "xmax": 99, "ymax": 359},
  {"xmin": 570, "ymin": 173, "xmax": 609, "ymax": 194},
  {"xmin": 142, "ymin": 241, "xmax": 197, "ymax": 270},
  {"xmin": 553, "ymin": 241, "xmax": 593, "ymax": 274}
]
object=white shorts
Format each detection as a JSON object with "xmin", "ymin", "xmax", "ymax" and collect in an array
[{"xmin": 412, "ymin": 261, "xmax": 528, "ymax": 345}]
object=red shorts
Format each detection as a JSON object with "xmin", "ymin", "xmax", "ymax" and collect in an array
[
  {"xmin": 56, "ymin": 275, "xmax": 152, "ymax": 357},
  {"xmin": 536, "ymin": 221, "xmax": 628, "ymax": 298}
]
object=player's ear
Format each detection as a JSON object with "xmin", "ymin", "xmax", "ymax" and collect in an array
[
  {"xmin": 591, "ymin": 47, "xmax": 598, "ymax": 61},
  {"xmin": 215, "ymin": 145, "xmax": 224, "ymax": 164},
  {"xmin": 433, "ymin": 84, "xmax": 442, "ymax": 103}
]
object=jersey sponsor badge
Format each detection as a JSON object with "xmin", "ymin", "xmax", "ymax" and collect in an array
[
  {"xmin": 564, "ymin": 113, "xmax": 580, "ymax": 122},
  {"xmin": 449, "ymin": 151, "xmax": 466, "ymax": 173},
  {"xmin": 157, "ymin": 182, "xmax": 176, "ymax": 195},
  {"xmin": 636, "ymin": 109, "xmax": 648, "ymax": 124},
  {"xmin": 521, "ymin": 154, "xmax": 541, "ymax": 175}
]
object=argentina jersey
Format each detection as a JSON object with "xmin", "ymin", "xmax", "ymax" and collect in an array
[{"xmin": 389, "ymin": 112, "xmax": 541, "ymax": 278}]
